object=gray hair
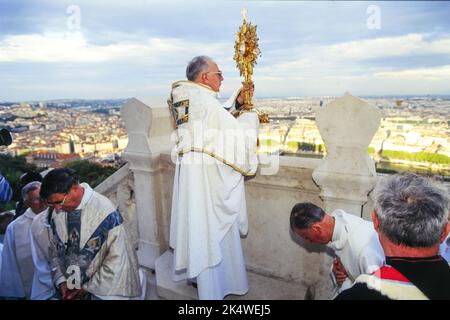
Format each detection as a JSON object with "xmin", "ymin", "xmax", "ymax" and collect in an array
[
  {"xmin": 290, "ymin": 202, "xmax": 326, "ymax": 230},
  {"xmin": 186, "ymin": 56, "xmax": 212, "ymax": 81},
  {"xmin": 374, "ymin": 173, "xmax": 450, "ymax": 247},
  {"xmin": 21, "ymin": 181, "xmax": 41, "ymax": 201}
]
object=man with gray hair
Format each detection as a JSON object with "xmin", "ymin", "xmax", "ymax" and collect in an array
[
  {"xmin": 168, "ymin": 56, "xmax": 258, "ymax": 299},
  {"xmin": 0, "ymin": 181, "xmax": 47, "ymax": 299},
  {"xmin": 336, "ymin": 173, "xmax": 450, "ymax": 300}
]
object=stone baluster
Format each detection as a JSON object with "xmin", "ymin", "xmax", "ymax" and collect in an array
[
  {"xmin": 94, "ymin": 164, "xmax": 139, "ymax": 248},
  {"xmin": 121, "ymin": 97, "xmax": 175, "ymax": 269},
  {"xmin": 312, "ymin": 93, "xmax": 382, "ymax": 216}
]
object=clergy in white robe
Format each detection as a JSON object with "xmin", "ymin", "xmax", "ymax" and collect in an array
[
  {"xmin": 40, "ymin": 169, "xmax": 141, "ymax": 300},
  {"xmin": 169, "ymin": 56, "xmax": 258, "ymax": 300},
  {"xmin": 0, "ymin": 209, "xmax": 35, "ymax": 298},
  {"xmin": 0, "ymin": 182, "xmax": 47, "ymax": 299},
  {"xmin": 290, "ymin": 203, "xmax": 385, "ymax": 296},
  {"xmin": 328, "ymin": 209, "xmax": 385, "ymax": 292},
  {"xmin": 29, "ymin": 210, "xmax": 55, "ymax": 300}
]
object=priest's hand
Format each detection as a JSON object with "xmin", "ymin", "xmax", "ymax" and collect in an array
[
  {"xmin": 65, "ymin": 288, "xmax": 87, "ymax": 300},
  {"xmin": 332, "ymin": 257, "xmax": 348, "ymax": 287},
  {"xmin": 59, "ymin": 282, "xmax": 86, "ymax": 300},
  {"xmin": 59, "ymin": 282, "xmax": 69, "ymax": 299},
  {"xmin": 237, "ymin": 81, "xmax": 255, "ymax": 106}
]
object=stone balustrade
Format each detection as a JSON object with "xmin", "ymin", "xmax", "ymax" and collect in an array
[
  {"xmin": 95, "ymin": 93, "xmax": 382, "ymax": 299},
  {"xmin": 94, "ymin": 163, "xmax": 139, "ymax": 249}
]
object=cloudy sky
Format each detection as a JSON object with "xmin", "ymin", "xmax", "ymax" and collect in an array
[{"xmin": 1, "ymin": 0, "xmax": 450, "ymax": 100}]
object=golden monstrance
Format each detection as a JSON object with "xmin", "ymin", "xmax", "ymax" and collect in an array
[{"xmin": 234, "ymin": 8, "xmax": 269, "ymax": 123}]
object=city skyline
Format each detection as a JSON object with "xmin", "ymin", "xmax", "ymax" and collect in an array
[
  {"xmin": 2, "ymin": 96, "xmax": 449, "ymax": 178},
  {"xmin": 1, "ymin": 1, "xmax": 450, "ymax": 100},
  {"xmin": 3, "ymin": 95, "xmax": 450, "ymax": 106}
]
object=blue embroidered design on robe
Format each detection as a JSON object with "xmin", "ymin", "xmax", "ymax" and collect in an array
[
  {"xmin": 50, "ymin": 209, "xmax": 124, "ymax": 285},
  {"xmin": 78, "ymin": 210, "xmax": 123, "ymax": 283},
  {"xmin": 67, "ymin": 210, "xmax": 81, "ymax": 255}
]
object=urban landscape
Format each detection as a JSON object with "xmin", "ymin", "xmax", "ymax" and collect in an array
[
  {"xmin": 0, "ymin": 99, "xmax": 127, "ymax": 168},
  {"xmin": 0, "ymin": 95, "xmax": 449, "ymax": 178}
]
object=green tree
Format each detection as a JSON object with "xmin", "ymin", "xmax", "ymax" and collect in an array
[
  {"xmin": 259, "ymin": 139, "xmax": 278, "ymax": 148},
  {"xmin": 287, "ymin": 141, "xmax": 299, "ymax": 151},
  {"xmin": 0, "ymin": 154, "xmax": 38, "ymax": 209},
  {"xmin": 65, "ymin": 160, "xmax": 117, "ymax": 188},
  {"xmin": 382, "ymin": 150, "xmax": 450, "ymax": 165},
  {"xmin": 0, "ymin": 155, "xmax": 119, "ymax": 210},
  {"xmin": 298, "ymin": 142, "xmax": 315, "ymax": 152},
  {"xmin": 318, "ymin": 144, "xmax": 326, "ymax": 153}
]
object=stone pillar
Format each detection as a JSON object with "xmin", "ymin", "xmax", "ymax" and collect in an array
[
  {"xmin": 121, "ymin": 97, "xmax": 175, "ymax": 269},
  {"xmin": 312, "ymin": 93, "xmax": 382, "ymax": 216}
]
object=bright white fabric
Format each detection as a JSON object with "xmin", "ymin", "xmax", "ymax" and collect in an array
[
  {"xmin": 29, "ymin": 210, "xmax": 55, "ymax": 300},
  {"xmin": 170, "ymin": 81, "xmax": 258, "ymax": 176},
  {"xmin": 196, "ymin": 220, "xmax": 248, "ymax": 299},
  {"xmin": 169, "ymin": 81, "xmax": 258, "ymax": 300},
  {"xmin": 0, "ymin": 209, "xmax": 36, "ymax": 298},
  {"xmin": 328, "ymin": 209, "xmax": 385, "ymax": 292}
]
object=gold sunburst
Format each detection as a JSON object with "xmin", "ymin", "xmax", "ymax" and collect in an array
[{"xmin": 233, "ymin": 9, "xmax": 269, "ymax": 123}]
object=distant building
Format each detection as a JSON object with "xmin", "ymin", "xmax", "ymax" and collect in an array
[{"xmin": 26, "ymin": 152, "xmax": 81, "ymax": 168}]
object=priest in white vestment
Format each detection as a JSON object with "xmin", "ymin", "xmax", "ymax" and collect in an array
[
  {"xmin": 290, "ymin": 202, "xmax": 385, "ymax": 295},
  {"xmin": 40, "ymin": 168, "xmax": 141, "ymax": 300},
  {"xmin": 0, "ymin": 182, "xmax": 47, "ymax": 299},
  {"xmin": 327, "ymin": 209, "xmax": 385, "ymax": 292},
  {"xmin": 29, "ymin": 210, "xmax": 56, "ymax": 299},
  {"xmin": 169, "ymin": 56, "xmax": 258, "ymax": 300}
]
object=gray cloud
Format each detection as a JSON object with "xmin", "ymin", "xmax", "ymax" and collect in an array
[{"xmin": 1, "ymin": 1, "xmax": 450, "ymax": 99}]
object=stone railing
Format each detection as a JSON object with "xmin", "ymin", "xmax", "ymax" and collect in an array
[
  {"xmin": 94, "ymin": 163, "xmax": 139, "ymax": 249},
  {"xmin": 96, "ymin": 93, "xmax": 382, "ymax": 299}
]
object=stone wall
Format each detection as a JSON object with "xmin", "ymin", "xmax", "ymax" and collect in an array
[{"xmin": 97, "ymin": 93, "xmax": 382, "ymax": 299}]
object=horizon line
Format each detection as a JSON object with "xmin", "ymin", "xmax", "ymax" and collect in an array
[{"xmin": 2, "ymin": 94, "xmax": 450, "ymax": 104}]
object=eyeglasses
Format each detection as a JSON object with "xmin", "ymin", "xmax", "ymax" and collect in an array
[
  {"xmin": 46, "ymin": 193, "xmax": 69, "ymax": 207},
  {"xmin": 207, "ymin": 71, "xmax": 223, "ymax": 77}
]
